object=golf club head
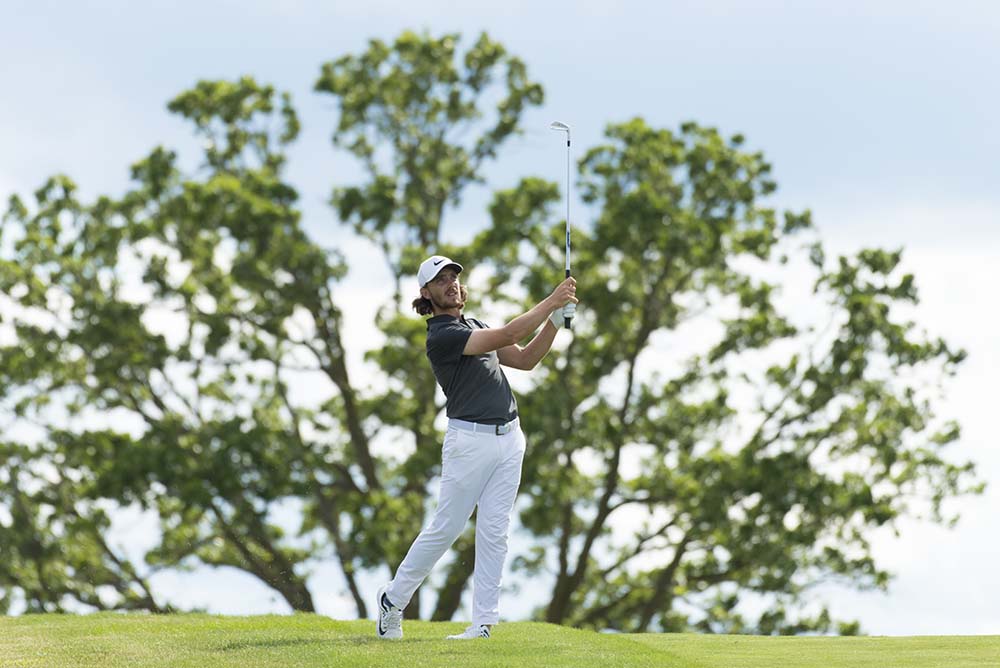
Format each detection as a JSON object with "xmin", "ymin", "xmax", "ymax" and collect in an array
[
  {"xmin": 549, "ymin": 120, "xmax": 571, "ymax": 143},
  {"xmin": 549, "ymin": 121, "xmax": 570, "ymax": 131}
]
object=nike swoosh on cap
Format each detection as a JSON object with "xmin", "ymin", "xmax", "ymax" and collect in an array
[{"xmin": 433, "ymin": 259, "xmax": 444, "ymax": 265}]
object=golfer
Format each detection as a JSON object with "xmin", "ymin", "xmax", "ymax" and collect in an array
[{"xmin": 376, "ymin": 255, "xmax": 577, "ymax": 640}]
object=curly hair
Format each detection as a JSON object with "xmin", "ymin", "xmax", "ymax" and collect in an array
[{"xmin": 412, "ymin": 285, "xmax": 468, "ymax": 316}]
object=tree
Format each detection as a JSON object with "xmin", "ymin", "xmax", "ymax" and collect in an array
[
  {"xmin": 469, "ymin": 119, "xmax": 978, "ymax": 632},
  {"xmin": 0, "ymin": 31, "xmax": 543, "ymax": 619},
  {"xmin": 0, "ymin": 31, "xmax": 980, "ymax": 632},
  {"xmin": 1, "ymin": 78, "xmax": 326, "ymax": 613},
  {"xmin": 312, "ymin": 30, "xmax": 544, "ymax": 620}
]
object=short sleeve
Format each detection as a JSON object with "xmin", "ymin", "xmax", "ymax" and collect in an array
[{"xmin": 427, "ymin": 321, "xmax": 473, "ymax": 365}]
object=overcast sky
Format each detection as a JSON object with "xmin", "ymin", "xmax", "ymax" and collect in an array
[{"xmin": 1, "ymin": 0, "xmax": 998, "ymax": 635}]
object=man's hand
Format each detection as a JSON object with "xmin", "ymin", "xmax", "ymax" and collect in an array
[
  {"xmin": 546, "ymin": 277, "xmax": 578, "ymax": 310},
  {"xmin": 548, "ymin": 277, "xmax": 578, "ymax": 329},
  {"xmin": 548, "ymin": 299, "xmax": 578, "ymax": 330},
  {"xmin": 470, "ymin": 276, "xmax": 579, "ymax": 355}
]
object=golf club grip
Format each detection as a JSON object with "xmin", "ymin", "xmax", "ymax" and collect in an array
[{"xmin": 565, "ymin": 268, "xmax": 572, "ymax": 329}]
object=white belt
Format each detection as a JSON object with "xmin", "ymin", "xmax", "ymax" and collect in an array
[{"xmin": 449, "ymin": 417, "xmax": 517, "ymax": 435}]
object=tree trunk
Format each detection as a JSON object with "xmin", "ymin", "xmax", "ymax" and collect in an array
[
  {"xmin": 636, "ymin": 537, "xmax": 688, "ymax": 632},
  {"xmin": 431, "ymin": 531, "xmax": 476, "ymax": 620},
  {"xmin": 546, "ymin": 574, "xmax": 574, "ymax": 623},
  {"xmin": 410, "ymin": 587, "xmax": 422, "ymax": 619}
]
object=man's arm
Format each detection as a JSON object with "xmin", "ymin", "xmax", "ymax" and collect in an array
[
  {"xmin": 463, "ymin": 277, "xmax": 576, "ymax": 356},
  {"xmin": 497, "ymin": 318, "xmax": 559, "ymax": 370}
]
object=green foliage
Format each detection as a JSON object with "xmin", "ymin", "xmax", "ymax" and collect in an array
[
  {"xmin": 1, "ymin": 76, "xmax": 330, "ymax": 613},
  {"xmin": 315, "ymin": 30, "xmax": 543, "ymax": 298},
  {"xmin": 457, "ymin": 115, "xmax": 977, "ymax": 632},
  {"xmin": 0, "ymin": 31, "xmax": 979, "ymax": 634}
]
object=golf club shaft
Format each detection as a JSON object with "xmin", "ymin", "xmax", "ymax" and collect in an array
[{"xmin": 564, "ymin": 134, "xmax": 572, "ymax": 329}]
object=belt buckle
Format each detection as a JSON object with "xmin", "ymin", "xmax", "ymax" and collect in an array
[{"xmin": 495, "ymin": 422, "xmax": 511, "ymax": 436}]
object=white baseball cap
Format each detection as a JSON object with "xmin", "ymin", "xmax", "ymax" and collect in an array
[{"xmin": 417, "ymin": 255, "xmax": 464, "ymax": 288}]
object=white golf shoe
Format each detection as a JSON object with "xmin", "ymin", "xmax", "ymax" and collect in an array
[
  {"xmin": 446, "ymin": 624, "xmax": 491, "ymax": 640},
  {"xmin": 375, "ymin": 585, "xmax": 403, "ymax": 640}
]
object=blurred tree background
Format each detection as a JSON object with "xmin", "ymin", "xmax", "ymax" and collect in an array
[{"xmin": 0, "ymin": 31, "xmax": 981, "ymax": 632}]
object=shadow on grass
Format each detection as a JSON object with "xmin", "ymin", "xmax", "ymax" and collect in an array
[
  {"xmin": 217, "ymin": 636, "xmax": 438, "ymax": 652},
  {"xmin": 217, "ymin": 638, "xmax": 325, "ymax": 652}
]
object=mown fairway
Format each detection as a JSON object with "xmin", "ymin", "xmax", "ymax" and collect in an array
[{"xmin": 0, "ymin": 615, "xmax": 996, "ymax": 668}]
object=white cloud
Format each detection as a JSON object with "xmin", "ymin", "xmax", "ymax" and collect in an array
[
  {"xmin": 798, "ymin": 199, "xmax": 1000, "ymax": 634},
  {"xmin": 816, "ymin": 199, "xmax": 1000, "ymax": 253},
  {"xmin": 3, "ymin": 0, "xmax": 1000, "ymax": 633}
]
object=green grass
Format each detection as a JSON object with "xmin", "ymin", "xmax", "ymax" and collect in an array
[{"xmin": 0, "ymin": 614, "xmax": 997, "ymax": 668}]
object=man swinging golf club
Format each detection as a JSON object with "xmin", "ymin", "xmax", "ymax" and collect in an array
[{"xmin": 375, "ymin": 255, "xmax": 577, "ymax": 640}]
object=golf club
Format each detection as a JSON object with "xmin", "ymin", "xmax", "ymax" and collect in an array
[{"xmin": 549, "ymin": 120, "xmax": 572, "ymax": 329}]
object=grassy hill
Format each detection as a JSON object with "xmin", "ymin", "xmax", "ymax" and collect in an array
[{"xmin": 1, "ymin": 614, "xmax": 997, "ymax": 667}]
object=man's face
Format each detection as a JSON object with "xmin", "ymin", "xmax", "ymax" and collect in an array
[{"xmin": 422, "ymin": 268, "xmax": 463, "ymax": 310}]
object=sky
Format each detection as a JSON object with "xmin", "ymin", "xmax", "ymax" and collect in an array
[{"xmin": 1, "ymin": 0, "xmax": 998, "ymax": 635}]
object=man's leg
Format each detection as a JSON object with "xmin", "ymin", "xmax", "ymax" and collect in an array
[
  {"xmin": 470, "ymin": 427, "xmax": 526, "ymax": 628},
  {"xmin": 385, "ymin": 427, "xmax": 498, "ymax": 610}
]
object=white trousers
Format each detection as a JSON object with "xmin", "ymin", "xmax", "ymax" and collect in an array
[{"xmin": 385, "ymin": 418, "xmax": 526, "ymax": 627}]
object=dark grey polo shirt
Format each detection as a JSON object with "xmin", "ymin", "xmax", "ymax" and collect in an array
[{"xmin": 426, "ymin": 314, "xmax": 518, "ymax": 425}]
